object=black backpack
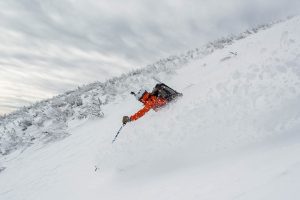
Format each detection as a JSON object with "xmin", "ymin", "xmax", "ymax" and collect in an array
[{"xmin": 152, "ymin": 83, "xmax": 182, "ymax": 102}]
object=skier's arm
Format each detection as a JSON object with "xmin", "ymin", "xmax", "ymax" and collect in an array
[{"xmin": 130, "ymin": 102, "xmax": 153, "ymax": 121}]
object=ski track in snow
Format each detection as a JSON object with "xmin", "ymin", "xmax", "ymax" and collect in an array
[{"xmin": 1, "ymin": 17, "xmax": 300, "ymax": 200}]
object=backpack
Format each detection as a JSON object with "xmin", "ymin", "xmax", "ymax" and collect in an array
[{"xmin": 152, "ymin": 83, "xmax": 182, "ymax": 102}]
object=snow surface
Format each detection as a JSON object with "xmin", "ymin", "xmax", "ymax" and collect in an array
[{"xmin": 1, "ymin": 17, "xmax": 300, "ymax": 200}]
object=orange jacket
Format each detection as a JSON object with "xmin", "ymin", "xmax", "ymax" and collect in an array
[{"xmin": 130, "ymin": 93, "xmax": 167, "ymax": 121}]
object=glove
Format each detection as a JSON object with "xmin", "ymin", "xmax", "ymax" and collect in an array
[{"xmin": 122, "ymin": 116, "xmax": 131, "ymax": 124}]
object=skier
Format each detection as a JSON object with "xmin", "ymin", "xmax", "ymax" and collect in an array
[{"xmin": 122, "ymin": 83, "xmax": 182, "ymax": 124}]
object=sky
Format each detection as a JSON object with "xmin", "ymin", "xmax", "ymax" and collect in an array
[{"xmin": 0, "ymin": 0, "xmax": 300, "ymax": 115}]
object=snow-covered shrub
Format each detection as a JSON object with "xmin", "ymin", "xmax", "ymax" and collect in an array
[
  {"xmin": 51, "ymin": 98, "xmax": 67, "ymax": 108},
  {"xmin": 0, "ymin": 128, "xmax": 22, "ymax": 155},
  {"xmin": 78, "ymin": 97, "xmax": 104, "ymax": 119},
  {"xmin": 19, "ymin": 118, "xmax": 33, "ymax": 131},
  {"xmin": 65, "ymin": 94, "xmax": 83, "ymax": 107}
]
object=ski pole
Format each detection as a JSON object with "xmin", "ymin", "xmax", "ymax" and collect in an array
[
  {"xmin": 112, "ymin": 124, "xmax": 125, "ymax": 143},
  {"xmin": 152, "ymin": 77, "xmax": 162, "ymax": 83}
]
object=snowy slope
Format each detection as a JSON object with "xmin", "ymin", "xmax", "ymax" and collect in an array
[{"xmin": 1, "ymin": 17, "xmax": 300, "ymax": 200}]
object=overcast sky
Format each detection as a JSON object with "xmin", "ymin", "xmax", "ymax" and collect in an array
[{"xmin": 0, "ymin": 0, "xmax": 299, "ymax": 115}]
